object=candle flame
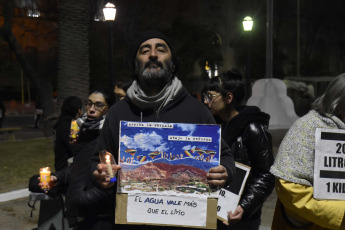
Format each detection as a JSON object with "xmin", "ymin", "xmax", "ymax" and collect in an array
[{"xmin": 41, "ymin": 167, "xmax": 50, "ymax": 173}]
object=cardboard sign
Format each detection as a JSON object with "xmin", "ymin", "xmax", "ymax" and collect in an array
[
  {"xmin": 116, "ymin": 121, "xmax": 222, "ymax": 228},
  {"xmin": 217, "ymin": 162, "xmax": 250, "ymax": 223},
  {"xmin": 115, "ymin": 193, "xmax": 218, "ymax": 229},
  {"xmin": 314, "ymin": 128, "xmax": 345, "ymax": 200},
  {"xmin": 127, "ymin": 193, "xmax": 207, "ymax": 227}
]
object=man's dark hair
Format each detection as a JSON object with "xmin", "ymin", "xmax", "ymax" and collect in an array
[
  {"xmin": 61, "ymin": 96, "xmax": 82, "ymax": 117},
  {"xmin": 91, "ymin": 88, "xmax": 116, "ymax": 107}
]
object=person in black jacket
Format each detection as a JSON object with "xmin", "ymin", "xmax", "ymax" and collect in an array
[
  {"xmin": 202, "ymin": 69, "xmax": 275, "ymax": 230},
  {"xmin": 46, "ymin": 88, "xmax": 116, "ymax": 230},
  {"xmin": 90, "ymin": 31, "xmax": 235, "ymax": 230},
  {"xmin": 54, "ymin": 96, "xmax": 83, "ymax": 171}
]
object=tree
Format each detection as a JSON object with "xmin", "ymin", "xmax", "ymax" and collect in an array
[
  {"xmin": 56, "ymin": 0, "xmax": 90, "ymax": 108},
  {"xmin": 168, "ymin": 19, "xmax": 223, "ymax": 81},
  {"xmin": 0, "ymin": 0, "xmax": 56, "ymax": 136}
]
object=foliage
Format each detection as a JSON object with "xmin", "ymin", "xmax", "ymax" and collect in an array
[
  {"xmin": 0, "ymin": 138, "xmax": 55, "ymax": 193},
  {"xmin": 167, "ymin": 18, "xmax": 223, "ymax": 79}
]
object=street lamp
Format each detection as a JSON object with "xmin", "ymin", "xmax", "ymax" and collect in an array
[
  {"xmin": 103, "ymin": 3, "xmax": 117, "ymax": 86},
  {"xmin": 243, "ymin": 16, "xmax": 253, "ymax": 31},
  {"xmin": 243, "ymin": 16, "xmax": 253, "ymax": 100}
]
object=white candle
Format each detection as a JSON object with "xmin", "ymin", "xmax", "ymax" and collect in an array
[{"xmin": 105, "ymin": 155, "xmax": 114, "ymax": 178}]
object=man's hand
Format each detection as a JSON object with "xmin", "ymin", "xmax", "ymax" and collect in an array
[
  {"xmin": 207, "ymin": 165, "xmax": 228, "ymax": 188},
  {"xmin": 38, "ymin": 175, "xmax": 57, "ymax": 192},
  {"xmin": 93, "ymin": 163, "xmax": 121, "ymax": 188},
  {"xmin": 223, "ymin": 205, "xmax": 244, "ymax": 226}
]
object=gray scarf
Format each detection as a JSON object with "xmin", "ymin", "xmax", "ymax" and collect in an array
[
  {"xmin": 76, "ymin": 113, "xmax": 106, "ymax": 132},
  {"xmin": 127, "ymin": 77, "xmax": 184, "ymax": 112}
]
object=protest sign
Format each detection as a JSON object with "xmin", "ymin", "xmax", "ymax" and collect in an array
[
  {"xmin": 116, "ymin": 121, "xmax": 221, "ymax": 228},
  {"xmin": 314, "ymin": 128, "xmax": 345, "ymax": 200},
  {"xmin": 127, "ymin": 193, "xmax": 207, "ymax": 227},
  {"xmin": 217, "ymin": 162, "xmax": 250, "ymax": 223}
]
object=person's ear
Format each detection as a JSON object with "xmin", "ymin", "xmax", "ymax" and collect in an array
[
  {"xmin": 76, "ymin": 109, "xmax": 82, "ymax": 118},
  {"xmin": 226, "ymin": 92, "xmax": 234, "ymax": 104},
  {"xmin": 102, "ymin": 107, "xmax": 109, "ymax": 115}
]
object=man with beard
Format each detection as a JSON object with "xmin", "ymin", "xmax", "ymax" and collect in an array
[{"xmin": 90, "ymin": 31, "xmax": 235, "ymax": 229}]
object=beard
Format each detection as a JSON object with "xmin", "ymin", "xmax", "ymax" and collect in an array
[{"xmin": 136, "ymin": 58, "xmax": 174, "ymax": 84}]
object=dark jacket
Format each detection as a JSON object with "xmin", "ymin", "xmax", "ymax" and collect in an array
[
  {"xmin": 54, "ymin": 114, "xmax": 75, "ymax": 171},
  {"xmin": 222, "ymin": 106, "xmax": 275, "ymax": 221},
  {"xmin": 89, "ymin": 89, "xmax": 236, "ymax": 230},
  {"xmin": 92, "ymin": 89, "xmax": 235, "ymax": 184},
  {"xmin": 54, "ymin": 126, "xmax": 114, "ymax": 220}
]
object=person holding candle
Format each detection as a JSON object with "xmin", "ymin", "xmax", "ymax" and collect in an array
[
  {"xmin": 89, "ymin": 31, "xmax": 235, "ymax": 230},
  {"xmin": 54, "ymin": 96, "xmax": 83, "ymax": 171},
  {"xmin": 43, "ymin": 88, "xmax": 116, "ymax": 230}
]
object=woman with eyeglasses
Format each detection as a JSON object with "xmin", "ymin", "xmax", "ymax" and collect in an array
[
  {"xmin": 43, "ymin": 88, "xmax": 116, "ymax": 230},
  {"xmin": 202, "ymin": 69, "xmax": 274, "ymax": 230}
]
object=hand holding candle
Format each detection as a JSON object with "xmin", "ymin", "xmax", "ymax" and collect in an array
[
  {"xmin": 99, "ymin": 150, "xmax": 117, "ymax": 183},
  {"xmin": 39, "ymin": 167, "xmax": 51, "ymax": 190}
]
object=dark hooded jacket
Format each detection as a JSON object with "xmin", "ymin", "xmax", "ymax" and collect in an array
[
  {"xmin": 53, "ymin": 118, "xmax": 114, "ymax": 222},
  {"xmin": 221, "ymin": 105, "xmax": 275, "ymax": 221},
  {"xmin": 54, "ymin": 114, "xmax": 75, "ymax": 171}
]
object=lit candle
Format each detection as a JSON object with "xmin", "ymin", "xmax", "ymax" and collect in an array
[
  {"xmin": 39, "ymin": 167, "xmax": 51, "ymax": 190},
  {"xmin": 105, "ymin": 155, "xmax": 114, "ymax": 178},
  {"xmin": 70, "ymin": 120, "xmax": 79, "ymax": 143}
]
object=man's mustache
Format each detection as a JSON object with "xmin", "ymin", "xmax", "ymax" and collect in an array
[{"xmin": 144, "ymin": 60, "xmax": 163, "ymax": 69}]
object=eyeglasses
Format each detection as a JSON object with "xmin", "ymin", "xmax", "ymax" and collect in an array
[
  {"xmin": 84, "ymin": 100, "xmax": 107, "ymax": 111},
  {"xmin": 203, "ymin": 93, "xmax": 221, "ymax": 103}
]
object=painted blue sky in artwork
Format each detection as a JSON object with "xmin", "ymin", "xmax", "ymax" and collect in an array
[{"xmin": 119, "ymin": 121, "xmax": 221, "ymax": 167}]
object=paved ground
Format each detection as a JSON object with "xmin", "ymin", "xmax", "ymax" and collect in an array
[
  {"xmin": 0, "ymin": 113, "xmax": 288, "ymax": 230},
  {"xmin": 0, "ymin": 114, "xmax": 45, "ymax": 142}
]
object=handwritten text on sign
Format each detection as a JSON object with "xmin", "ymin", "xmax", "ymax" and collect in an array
[
  {"xmin": 127, "ymin": 193, "xmax": 208, "ymax": 227},
  {"xmin": 314, "ymin": 128, "xmax": 345, "ymax": 200}
]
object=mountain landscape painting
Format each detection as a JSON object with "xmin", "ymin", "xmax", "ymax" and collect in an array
[{"xmin": 118, "ymin": 121, "xmax": 221, "ymax": 196}]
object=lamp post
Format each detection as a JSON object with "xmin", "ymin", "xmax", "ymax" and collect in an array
[
  {"xmin": 103, "ymin": 2, "xmax": 116, "ymax": 86},
  {"xmin": 243, "ymin": 16, "xmax": 253, "ymax": 100}
]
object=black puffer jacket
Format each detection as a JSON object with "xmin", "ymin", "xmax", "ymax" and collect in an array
[
  {"xmin": 54, "ymin": 114, "xmax": 75, "ymax": 171},
  {"xmin": 54, "ymin": 126, "xmax": 114, "ymax": 219},
  {"xmin": 221, "ymin": 106, "xmax": 275, "ymax": 221}
]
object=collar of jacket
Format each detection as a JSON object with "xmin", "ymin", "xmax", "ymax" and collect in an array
[{"xmin": 222, "ymin": 105, "xmax": 270, "ymax": 145}]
